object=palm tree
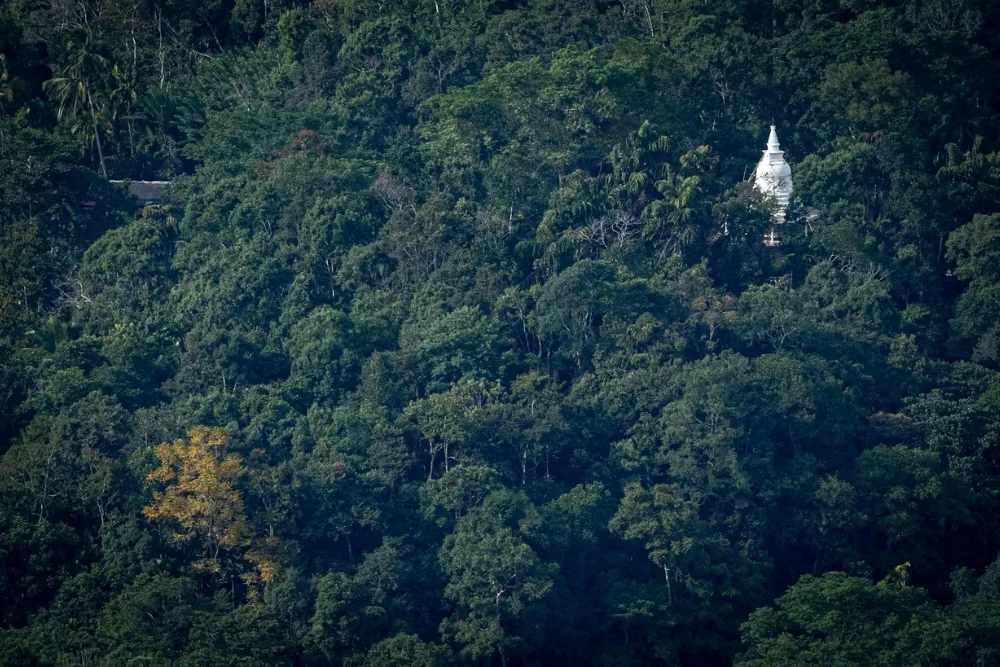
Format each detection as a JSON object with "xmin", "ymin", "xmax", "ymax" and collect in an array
[
  {"xmin": 43, "ymin": 28, "xmax": 112, "ymax": 177},
  {"xmin": 0, "ymin": 53, "xmax": 21, "ymax": 140},
  {"xmin": 601, "ymin": 120, "xmax": 670, "ymax": 208}
]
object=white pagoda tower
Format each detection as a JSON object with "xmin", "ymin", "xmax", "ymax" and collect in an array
[{"xmin": 754, "ymin": 125, "xmax": 793, "ymax": 246}]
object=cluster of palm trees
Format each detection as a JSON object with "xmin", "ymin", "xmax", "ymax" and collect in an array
[{"xmin": 42, "ymin": 27, "xmax": 140, "ymax": 178}]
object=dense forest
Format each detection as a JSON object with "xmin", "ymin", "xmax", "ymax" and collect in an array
[{"xmin": 2, "ymin": 0, "xmax": 1000, "ymax": 664}]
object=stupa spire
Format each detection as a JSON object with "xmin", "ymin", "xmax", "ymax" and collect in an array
[{"xmin": 767, "ymin": 125, "xmax": 780, "ymax": 152}]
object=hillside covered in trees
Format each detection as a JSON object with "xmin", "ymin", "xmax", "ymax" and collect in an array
[{"xmin": 3, "ymin": 0, "xmax": 1000, "ymax": 665}]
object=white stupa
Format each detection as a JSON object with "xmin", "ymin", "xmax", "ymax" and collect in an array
[{"xmin": 754, "ymin": 125, "xmax": 793, "ymax": 245}]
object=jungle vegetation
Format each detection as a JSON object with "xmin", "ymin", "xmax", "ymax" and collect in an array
[{"xmin": 2, "ymin": 0, "xmax": 1000, "ymax": 665}]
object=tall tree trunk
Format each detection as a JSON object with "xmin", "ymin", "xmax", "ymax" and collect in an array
[
  {"xmin": 87, "ymin": 87, "xmax": 108, "ymax": 178},
  {"xmin": 157, "ymin": 7, "xmax": 166, "ymax": 89}
]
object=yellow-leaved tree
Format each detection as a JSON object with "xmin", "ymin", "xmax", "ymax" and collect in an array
[{"xmin": 143, "ymin": 427, "xmax": 279, "ymax": 585}]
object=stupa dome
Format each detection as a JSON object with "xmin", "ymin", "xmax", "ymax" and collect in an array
[{"xmin": 754, "ymin": 125, "xmax": 793, "ymax": 220}]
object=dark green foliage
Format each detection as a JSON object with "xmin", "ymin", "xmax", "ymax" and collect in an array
[
  {"xmin": 3, "ymin": 0, "xmax": 1000, "ymax": 664},
  {"xmin": 737, "ymin": 561, "xmax": 1000, "ymax": 666}
]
